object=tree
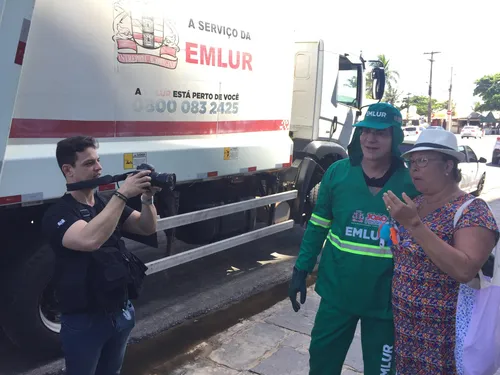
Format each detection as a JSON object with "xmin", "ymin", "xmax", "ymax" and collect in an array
[
  {"xmin": 473, "ymin": 73, "xmax": 500, "ymax": 111},
  {"xmin": 438, "ymin": 100, "xmax": 457, "ymax": 116},
  {"xmin": 400, "ymin": 96, "xmax": 412, "ymax": 111},
  {"xmin": 378, "ymin": 54, "xmax": 400, "ymax": 89},
  {"xmin": 366, "ymin": 54, "xmax": 400, "ymax": 99},
  {"xmin": 347, "ymin": 76, "xmax": 357, "ymax": 89},
  {"xmin": 397, "ymin": 95, "xmax": 441, "ymax": 116},
  {"xmin": 384, "ymin": 85, "xmax": 402, "ymax": 106}
]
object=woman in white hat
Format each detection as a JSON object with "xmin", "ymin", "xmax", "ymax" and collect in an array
[{"xmin": 382, "ymin": 128, "xmax": 499, "ymax": 374}]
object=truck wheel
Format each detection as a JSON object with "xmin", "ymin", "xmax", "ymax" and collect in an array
[
  {"xmin": 303, "ymin": 183, "xmax": 321, "ymax": 226},
  {"xmin": 2, "ymin": 245, "xmax": 61, "ymax": 359},
  {"xmin": 309, "ymin": 182, "xmax": 321, "ymax": 208}
]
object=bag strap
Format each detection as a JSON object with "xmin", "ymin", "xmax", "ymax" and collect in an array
[
  {"xmin": 454, "ymin": 197, "xmax": 500, "ymax": 286},
  {"xmin": 453, "ymin": 198, "xmax": 477, "ymax": 228},
  {"xmin": 493, "ymin": 243, "xmax": 500, "ymax": 286}
]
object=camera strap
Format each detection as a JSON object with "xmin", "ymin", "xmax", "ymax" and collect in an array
[{"xmin": 66, "ymin": 173, "xmax": 130, "ymax": 192}]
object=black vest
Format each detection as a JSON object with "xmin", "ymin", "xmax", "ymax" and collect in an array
[{"xmin": 53, "ymin": 194, "xmax": 147, "ymax": 314}]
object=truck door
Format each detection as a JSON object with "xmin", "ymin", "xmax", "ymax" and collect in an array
[
  {"xmin": 290, "ymin": 41, "xmax": 323, "ymax": 141},
  {"xmin": 289, "ymin": 42, "xmax": 364, "ymax": 150},
  {"xmin": 319, "ymin": 53, "xmax": 362, "ymax": 148}
]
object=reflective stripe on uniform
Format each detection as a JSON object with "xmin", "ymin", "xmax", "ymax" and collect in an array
[
  {"xmin": 327, "ymin": 231, "xmax": 393, "ymax": 258},
  {"xmin": 310, "ymin": 213, "xmax": 332, "ymax": 228}
]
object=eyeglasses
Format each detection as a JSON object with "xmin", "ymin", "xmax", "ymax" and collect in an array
[
  {"xmin": 360, "ymin": 127, "xmax": 391, "ymax": 138},
  {"xmin": 406, "ymin": 157, "xmax": 441, "ymax": 168}
]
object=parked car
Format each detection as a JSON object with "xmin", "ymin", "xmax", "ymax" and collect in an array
[
  {"xmin": 399, "ymin": 139, "xmax": 487, "ymax": 196},
  {"xmin": 492, "ymin": 137, "xmax": 500, "ymax": 165},
  {"xmin": 460, "ymin": 125, "xmax": 484, "ymax": 139},
  {"xmin": 403, "ymin": 126, "xmax": 418, "ymax": 137},
  {"xmin": 403, "ymin": 125, "xmax": 426, "ymax": 138}
]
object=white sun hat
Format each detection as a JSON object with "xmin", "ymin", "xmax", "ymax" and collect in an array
[{"xmin": 401, "ymin": 127, "xmax": 465, "ymax": 162}]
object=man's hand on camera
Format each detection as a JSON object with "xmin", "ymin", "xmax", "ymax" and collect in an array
[
  {"xmin": 142, "ymin": 186, "xmax": 162, "ymax": 199},
  {"xmin": 118, "ymin": 170, "xmax": 152, "ymax": 199}
]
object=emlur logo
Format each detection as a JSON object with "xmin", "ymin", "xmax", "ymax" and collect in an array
[{"xmin": 112, "ymin": 0, "xmax": 180, "ymax": 69}]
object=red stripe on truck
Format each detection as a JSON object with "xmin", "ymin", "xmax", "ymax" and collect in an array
[
  {"xmin": 15, "ymin": 19, "xmax": 31, "ymax": 66},
  {"xmin": 282, "ymin": 155, "xmax": 293, "ymax": 168},
  {"xmin": 14, "ymin": 41, "xmax": 27, "ymax": 66},
  {"xmin": 0, "ymin": 195, "xmax": 22, "ymax": 205},
  {"xmin": 10, "ymin": 119, "xmax": 115, "ymax": 138},
  {"xmin": 98, "ymin": 183, "xmax": 116, "ymax": 192},
  {"xmin": 9, "ymin": 119, "xmax": 284, "ymax": 138}
]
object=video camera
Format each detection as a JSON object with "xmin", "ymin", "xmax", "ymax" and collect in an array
[{"xmin": 66, "ymin": 163, "xmax": 176, "ymax": 192}]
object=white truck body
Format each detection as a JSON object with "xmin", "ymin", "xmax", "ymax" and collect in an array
[
  {"xmin": 0, "ymin": 0, "xmax": 384, "ymax": 358},
  {"xmin": 1, "ymin": 0, "xmax": 295, "ymax": 204}
]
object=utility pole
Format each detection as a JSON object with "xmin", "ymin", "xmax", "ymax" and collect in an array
[
  {"xmin": 406, "ymin": 92, "xmax": 411, "ymax": 123},
  {"xmin": 424, "ymin": 51, "xmax": 441, "ymax": 124},
  {"xmin": 447, "ymin": 67, "xmax": 453, "ymax": 131}
]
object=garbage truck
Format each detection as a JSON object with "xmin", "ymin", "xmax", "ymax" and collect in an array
[{"xmin": 0, "ymin": 0, "xmax": 385, "ymax": 358}]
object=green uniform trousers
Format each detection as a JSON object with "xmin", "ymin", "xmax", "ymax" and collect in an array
[{"xmin": 309, "ymin": 299, "xmax": 395, "ymax": 375}]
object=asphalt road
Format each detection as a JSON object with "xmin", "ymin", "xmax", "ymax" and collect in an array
[{"xmin": 1, "ymin": 134, "xmax": 499, "ymax": 375}]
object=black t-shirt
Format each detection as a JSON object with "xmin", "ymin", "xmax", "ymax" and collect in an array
[
  {"xmin": 362, "ymin": 158, "xmax": 400, "ymax": 188},
  {"xmin": 42, "ymin": 192, "xmax": 134, "ymax": 254},
  {"xmin": 41, "ymin": 192, "xmax": 134, "ymax": 313}
]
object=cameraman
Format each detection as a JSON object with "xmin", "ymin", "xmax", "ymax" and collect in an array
[{"xmin": 42, "ymin": 136, "xmax": 158, "ymax": 375}]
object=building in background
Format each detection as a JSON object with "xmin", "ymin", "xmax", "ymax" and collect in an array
[{"xmin": 453, "ymin": 111, "xmax": 500, "ymax": 134}]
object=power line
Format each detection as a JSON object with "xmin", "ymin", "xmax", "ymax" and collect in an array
[{"xmin": 424, "ymin": 51, "xmax": 441, "ymax": 124}]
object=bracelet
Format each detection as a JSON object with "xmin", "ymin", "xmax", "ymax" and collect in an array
[
  {"xmin": 141, "ymin": 195, "xmax": 153, "ymax": 205},
  {"xmin": 114, "ymin": 191, "xmax": 128, "ymax": 203}
]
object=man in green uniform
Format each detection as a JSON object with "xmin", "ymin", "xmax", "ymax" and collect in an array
[{"xmin": 289, "ymin": 102, "xmax": 419, "ymax": 375}]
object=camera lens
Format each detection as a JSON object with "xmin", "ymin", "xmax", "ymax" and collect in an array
[{"xmin": 151, "ymin": 172, "xmax": 176, "ymax": 190}]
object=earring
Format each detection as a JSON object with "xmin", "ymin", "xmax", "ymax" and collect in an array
[{"xmin": 445, "ymin": 172, "xmax": 449, "ymax": 176}]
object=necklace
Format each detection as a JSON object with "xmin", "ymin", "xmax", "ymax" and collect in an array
[{"xmin": 418, "ymin": 190, "xmax": 464, "ymax": 214}]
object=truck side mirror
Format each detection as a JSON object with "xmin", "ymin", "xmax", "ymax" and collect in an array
[{"xmin": 372, "ymin": 67, "xmax": 386, "ymax": 100}]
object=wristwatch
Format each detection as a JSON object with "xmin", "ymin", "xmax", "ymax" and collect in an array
[{"xmin": 141, "ymin": 194, "xmax": 154, "ymax": 205}]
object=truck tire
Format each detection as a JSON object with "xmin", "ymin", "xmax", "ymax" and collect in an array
[
  {"xmin": 309, "ymin": 182, "xmax": 321, "ymax": 209},
  {"xmin": 303, "ymin": 182, "xmax": 321, "ymax": 226},
  {"xmin": 1, "ymin": 244, "xmax": 61, "ymax": 359}
]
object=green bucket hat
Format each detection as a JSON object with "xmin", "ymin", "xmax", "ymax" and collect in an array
[{"xmin": 347, "ymin": 102, "xmax": 405, "ymax": 165}]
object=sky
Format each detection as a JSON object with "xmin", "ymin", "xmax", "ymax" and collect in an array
[{"xmin": 288, "ymin": 0, "xmax": 500, "ymax": 116}]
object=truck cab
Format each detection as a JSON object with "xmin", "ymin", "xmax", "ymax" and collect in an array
[{"xmin": 286, "ymin": 41, "xmax": 385, "ymax": 223}]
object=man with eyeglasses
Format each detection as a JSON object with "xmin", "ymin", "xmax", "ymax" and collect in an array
[{"xmin": 288, "ymin": 102, "xmax": 420, "ymax": 375}]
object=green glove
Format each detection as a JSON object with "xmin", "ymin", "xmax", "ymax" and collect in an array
[{"xmin": 288, "ymin": 266, "xmax": 308, "ymax": 312}]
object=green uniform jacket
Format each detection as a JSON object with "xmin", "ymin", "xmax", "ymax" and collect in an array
[{"xmin": 295, "ymin": 158, "xmax": 419, "ymax": 320}]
